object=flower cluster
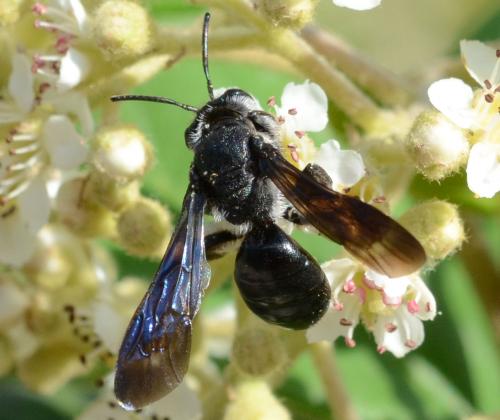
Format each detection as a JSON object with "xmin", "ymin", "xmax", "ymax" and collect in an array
[{"xmin": 409, "ymin": 40, "xmax": 500, "ymax": 198}]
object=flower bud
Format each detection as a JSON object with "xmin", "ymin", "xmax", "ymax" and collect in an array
[
  {"xmin": 0, "ymin": 0, "xmax": 23, "ymax": 26},
  {"xmin": 406, "ymin": 110, "xmax": 470, "ymax": 181},
  {"xmin": 262, "ymin": 0, "xmax": 318, "ymax": 29},
  {"xmin": 224, "ymin": 381, "xmax": 291, "ymax": 420},
  {"xmin": 117, "ymin": 198, "xmax": 172, "ymax": 257},
  {"xmin": 232, "ymin": 325, "xmax": 287, "ymax": 376},
  {"xmin": 399, "ymin": 200, "xmax": 465, "ymax": 261},
  {"xmin": 86, "ymin": 170, "xmax": 140, "ymax": 212},
  {"xmin": 91, "ymin": 124, "xmax": 153, "ymax": 183},
  {"xmin": 92, "ymin": 0, "xmax": 155, "ymax": 60},
  {"xmin": 56, "ymin": 178, "xmax": 116, "ymax": 238}
]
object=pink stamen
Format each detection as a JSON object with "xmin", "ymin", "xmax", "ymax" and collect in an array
[
  {"xmin": 38, "ymin": 82, "xmax": 51, "ymax": 94},
  {"xmin": 356, "ymin": 287, "xmax": 366, "ymax": 303},
  {"xmin": 339, "ymin": 318, "xmax": 353, "ymax": 326},
  {"xmin": 343, "ymin": 279, "xmax": 356, "ymax": 294},
  {"xmin": 345, "ymin": 337, "xmax": 356, "ymax": 348},
  {"xmin": 267, "ymin": 96, "xmax": 276, "ymax": 107},
  {"xmin": 32, "ymin": 3, "xmax": 48, "ymax": 15},
  {"xmin": 405, "ymin": 339, "xmax": 417, "ymax": 349},
  {"xmin": 385, "ymin": 323, "xmax": 397, "ymax": 333},
  {"xmin": 363, "ymin": 275, "xmax": 377, "ymax": 290},
  {"xmin": 32, "ymin": 55, "xmax": 45, "ymax": 73},
  {"xmin": 377, "ymin": 346, "xmax": 386, "ymax": 354},
  {"xmin": 425, "ymin": 302, "xmax": 432, "ymax": 313},
  {"xmin": 407, "ymin": 300, "xmax": 419, "ymax": 314},
  {"xmin": 496, "ymin": 49, "xmax": 500, "ymax": 58},
  {"xmin": 373, "ymin": 196, "xmax": 386, "ymax": 203},
  {"xmin": 294, "ymin": 130, "xmax": 305, "ymax": 139},
  {"xmin": 277, "ymin": 116, "xmax": 285, "ymax": 125},
  {"xmin": 333, "ymin": 301, "xmax": 344, "ymax": 311},
  {"xmin": 288, "ymin": 108, "xmax": 297, "ymax": 115}
]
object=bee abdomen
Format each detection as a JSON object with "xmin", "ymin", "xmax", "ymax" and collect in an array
[{"xmin": 235, "ymin": 222, "xmax": 331, "ymax": 330}]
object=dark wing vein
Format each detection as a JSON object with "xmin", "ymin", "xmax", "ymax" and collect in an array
[
  {"xmin": 114, "ymin": 188, "xmax": 208, "ymax": 410},
  {"xmin": 259, "ymin": 150, "xmax": 426, "ymax": 277}
]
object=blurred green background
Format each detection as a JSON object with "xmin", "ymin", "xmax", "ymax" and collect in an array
[{"xmin": 1, "ymin": 0, "xmax": 499, "ymax": 419}]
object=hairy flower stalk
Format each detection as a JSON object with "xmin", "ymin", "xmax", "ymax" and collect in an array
[{"xmin": 1, "ymin": 0, "xmax": 495, "ymax": 419}]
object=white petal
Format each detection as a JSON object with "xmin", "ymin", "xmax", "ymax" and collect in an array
[
  {"xmin": 8, "ymin": 53, "xmax": 34, "ymax": 114},
  {"xmin": 51, "ymin": 92, "xmax": 94, "ymax": 136},
  {"xmin": 460, "ymin": 40, "xmax": 499, "ymax": 87},
  {"xmin": 92, "ymin": 303, "xmax": 124, "ymax": 355},
  {"xmin": 68, "ymin": 0, "xmax": 88, "ymax": 31},
  {"xmin": 5, "ymin": 321, "xmax": 39, "ymax": 361},
  {"xmin": 307, "ymin": 294, "xmax": 360, "ymax": 343},
  {"xmin": 0, "ymin": 208, "xmax": 37, "ymax": 267},
  {"xmin": 18, "ymin": 177, "xmax": 51, "ymax": 233},
  {"xmin": 332, "ymin": 0, "xmax": 382, "ymax": 11},
  {"xmin": 373, "ymin": 310, "xmax": 424, "ymax": 357},
  {"xmin": 321, "ymin": 258, "xmax": 358, "ymax": 288},
  {"xmin": 466, "ymin": 142, "xmax": 500, "ymax": 198},
  {"xmin": 42, "ymin": 115, "xmax": 87, "ymax": 170},
  {"xmin": 0, "ymin": 281, "xmax": 29, "ymax": 325},
  {"xmin": 428, "ymin": 78, "xmax": 475, "ymax": 129},
  {"xmin": 278, "ymin": 81, "xmax": 328, "ymax": 132},
  {"xmin": 314, "ymin": 140, "xmax": 365, "ymax": 190},
  {"xmin": 365, "ymin": 270, "xmax": 410, "ymax": 300},
  {"xmin": 149, "ymin": 382, "xmax": 202, "ymax": 420},
  {"xmin": 57, "ymin": 48, "xmax": 90, "ymax": 91},
  {"xmin": 411, "ymin": 276, "xmax": 437, "ymax": 321}
]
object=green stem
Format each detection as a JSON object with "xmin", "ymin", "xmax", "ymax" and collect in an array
[
  {"xmin": 301, "ymin": 26, "xmax": 412, "ymax": 107},
  {"xmin": 310, "ymin": 342, "xmax": 359, "ymax": 420},
  {"xmin": 460, "ymin": 213, "xmax": 500, "ymax": 345}
]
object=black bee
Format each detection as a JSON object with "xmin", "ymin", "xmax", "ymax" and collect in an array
[{"xmin": 111, "ymin": 13, "xmax": 426, "ymax": 410}]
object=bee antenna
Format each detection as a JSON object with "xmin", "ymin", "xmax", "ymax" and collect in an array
[
  {"xmin": 110, "ymin": 95, "xmax": 199, "ymax": 113},
  {"xmin": 202, "ymin": 12, "xmax": 215, "ymax": 100}
]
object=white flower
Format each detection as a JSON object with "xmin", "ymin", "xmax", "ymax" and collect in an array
[
  {"xmin": 427, "ymin": 40, "xmax": 500, "ymax": 198},
  {"xmin": 307, "ymin": 257, "xmax": 436, "ymax": 357},
  {"xmin": 313, "ymin": 139, "xmax": 365, "ymax": 191},
  {"xmin": 78, "ymin": 375, "xmax": 202, "ymax": 420},
  {"xmin": 275, "ymin": 81, "xmax": 328, "ymax": 137},
  {"xmin": 332, "ymin": 0, "xmax": 382, "ymax": 11},
  {"xmin": 0, "ymin": 53, "xmax": 35, "ymax": 124}
]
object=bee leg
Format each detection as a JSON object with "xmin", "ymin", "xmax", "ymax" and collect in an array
[
  {"xmin": 205, "ymin": 228, "xmax": 244, "ymax": 260},
  {"xmin": 282, "ymin": 163, "xmax": 332, "ymax": 226},
  {"xmin": 235, "ymin": 221, "xmax": 331, "ymax": 329}
]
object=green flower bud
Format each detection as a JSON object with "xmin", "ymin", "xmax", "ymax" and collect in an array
[
  {"xmin": 406, "ymin": 110, "xmax": 469, "ymax": 181},
  {"xmin": 86, "ymin": 170, "xmax": 140, "ymax": 212},
  {"xmin": 92, "ymin": 124, "xmax": 153, "ymax": 183},
  {"xmin": 56, "ymin": 178, "xmax": 116, "ymax": 238},
  {"xmin": 224, "ymin": 380, "xmax": 291, "ymax": 420},
  {"xmin": 92, "ymin": 0, "xmax": 155, "ymax": 60},
  {"xmin": 91, "ymin": 124, "xmax": 153, "ymax": 183},
  {"xmin": 399, "ymin": 200, "xmax": 465, "ymax": 262},
  {"xmin": 232, "ymin": 325, "xmax": 287, "ymax": 377},
  {"xmin": 117, "ymin": 198, "xmax": 172, "ymax": 257},
  {"xmin": 262, "ymin": 0, "xmax": 318, "ymax": 29},
  {"xmin": 0, "ymin": 0, "xmax": 23, "ymax": 26}
]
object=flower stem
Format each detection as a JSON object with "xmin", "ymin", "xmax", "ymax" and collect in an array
[
  {"xmin": 301, "ymin": 26, "xmax": 412, "ymax": 107},
  {"xmin": 310, "ymin": 342, "xmax": 359, "ymax": 420}
]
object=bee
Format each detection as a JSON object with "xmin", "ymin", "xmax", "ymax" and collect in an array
[{"xmin": 111, "ymin": 13, "xmax": 426, "ymax": 410}]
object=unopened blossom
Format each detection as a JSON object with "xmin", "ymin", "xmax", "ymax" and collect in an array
[
  {"xmin": 307, "ymin": 257, "xmax": 436, "ymax": 357},
  {"xmin": 332, "ymin": 0, "xmax": 382, "ymax": 11},
  {"xmin": 427, "ymin": 40, "xmax": 500, "ymax": 198}
]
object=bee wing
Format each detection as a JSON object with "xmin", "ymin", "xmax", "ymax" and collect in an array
[
  {"xmin": 258, "ymin": 149, "xmax": 426, "ymax": 277},
  {"xmin": 115, "ymin": 188, "xmax": 209, "ymax": 410}
]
